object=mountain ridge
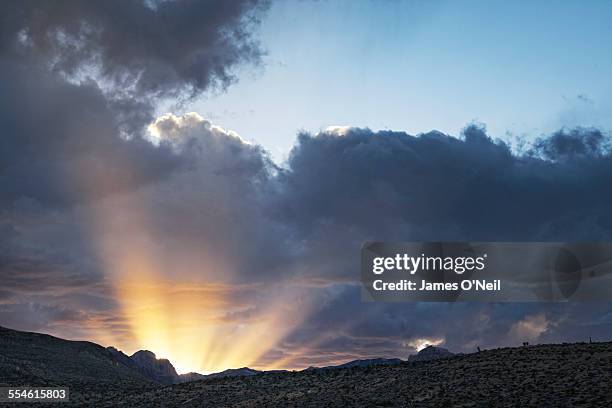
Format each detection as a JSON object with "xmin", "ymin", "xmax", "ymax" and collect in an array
[
  {"xmin": 2, "ymin": 325, "xmax": 432, "ymax": 385},
  {"xmin": 1, "ymin": 325, "xmax": 610, "ymax": 406},
  {"xmin": 0, "ymin": 325, "xmax": 151, "ymax": 386}
]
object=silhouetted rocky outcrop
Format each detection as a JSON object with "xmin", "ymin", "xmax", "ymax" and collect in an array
[
  {"xmin": 106, "ymin": 346, "xmax": 140, "ymax": 370},
  {"xmin": 407, "ymin": 345, "xmax": 454, "ymax": 362},
  {"xmin": 130, "ymin": 350, "xmax": 179, "ymax": 384}
]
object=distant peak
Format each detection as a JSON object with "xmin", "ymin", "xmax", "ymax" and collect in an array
[
  {"xmin": 408, "ymin": 345, "xmax": 454, "ymax": 362},
  {"xmin": 131, "ymin": 350, "xmax": 155, "ymax": 356},
  {"xmin": 420, "ymin": 345, "xmax": 451, "ymax": 353}
]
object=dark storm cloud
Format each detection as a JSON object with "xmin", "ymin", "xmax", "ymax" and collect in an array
[
  {"xmin": 252, "ymin": 125, "xmax": 612, "ymax": 360},
  {"xmin": 278, "ymin": 125, "xmax": 612, "ymax": 249},
  {"xmin": 0, "ymin": 0, "xmax": 269, "ymax": 98},
  {"xmin": 0, "ymin": 257, "xmax": 103, "ymax": 293},
  {"xmin": 532, "ymin": 127, "xmax": 610, "ymax": 160},
  {"xmin": 0, "ymin": 199, "xmax": 102, "ymax": 291},
  {"xmin": 128, "ymin": 113, "xmax": 283, "ymax": 284},
  {"xmin": 0, "ymin": 0, "xmax": 268, "ymax": 206},
  {"xmin": 4, "ymin": 103, "xmax": 612, "ymax": 357},
  {"xmin": 0, "ymin": 0, "xmax": 269, "ymax": 337},
  {"xmin": 0, "ymin": 302, "xmax": 84, "ymax": 332},
  {"xmin": 266, "ymin": 285, "xmax": 610, "ymax": 366},
  {"xmin": 0, "ymin": 61, "xmax": 180, "ymax": 206},
  {"xmin": 250, "ymin": 122, "xmax": 612, "ymax": 339}
]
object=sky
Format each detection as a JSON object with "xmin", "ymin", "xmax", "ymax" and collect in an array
[
  {"xmin": 1, "ymin": 0, "xmax": 611, "ymax": 375},
  {"xmin": 191, "ymin": 0, "xmax": 612, "ymax": 161}
]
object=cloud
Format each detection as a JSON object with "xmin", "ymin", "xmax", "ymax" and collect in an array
[
  {"xmin": 0, "ymin": 0, "xmax": 268, "ymax": 207},
  {"xmin": 508, "ymin": 314, "xmax": 550, "ymax": 343},
  {"xmin": 0, "ymin": 0, "xmax": 269, "ymax": 99},
  {"xmin": 0, "ymin": 0, "xmax": 277, "ymax": 362},
  {"xmin": 279, "ymin": 125, "xmax": 612, "ymax": 249},
  {"xmin": 532, "ymin": 127, "xmax": 609, "ymax": 161},
  {"xmin": 4, "ymin": 114, "xmax": 612, "ymax": 366},
  {"xmin": 251, "ymin": 124, "xmax": 612, "ymax": 364},
  {"xmin": 4, "ymin": 111, "xmax": 612, "ymax": 367},
  {"xmin": 0, "ymin": 302, "xmax": 84, "ymax": 332},
  {"xmin": 0, "ymin": 1, "xmax": 610, "ymax": 369}
]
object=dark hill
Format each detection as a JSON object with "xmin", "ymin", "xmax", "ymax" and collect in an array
[
  {"xmin": 99, "ymin": 341, "xmax": 612, "ymax": 407},
  {"xmin": 202, "ymin": 367, "xmax": 261, "ymax": 379},
  {"xmin": 0, "ymin": 326, "xmax": 150, "ymax": 387},
  {"xmin": 317, "ymin": 358, "xmax": 402, "ymax": 370},
  {"xmin": 1, "ymin": 326, "xmax": 610, "ymax": 407}
]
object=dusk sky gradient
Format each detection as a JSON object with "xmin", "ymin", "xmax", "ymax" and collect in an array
[
  {"xmin": 193, "ymin": 0, "xmax": 612, "ymax": 161},
  {"xmin": 1, "ymin": 0, "xmax": 611, "ymax": 375}
]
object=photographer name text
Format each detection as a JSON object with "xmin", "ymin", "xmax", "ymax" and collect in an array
[{"xmin": 372, "ymin": 279, "xmax": 501, "ymax": 292}]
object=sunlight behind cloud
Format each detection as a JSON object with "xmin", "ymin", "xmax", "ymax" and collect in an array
[
  {"xmin": 406, "ymin": 337, "xmax": 445, "ymax": 352},
  {"xmin": 76, "ymin": 113, "xmax": 314, "ymax": 374},
  {"xmin": 324, "ymin": 125, "xmax": 354, "ymax": 136},
  {"xmin": 147, "ymin": 112, "xmax": 249, "ymax": 146}
]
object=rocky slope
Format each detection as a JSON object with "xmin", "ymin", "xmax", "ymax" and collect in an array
[
  {"xmin": 0, "ymin": 326, "xmax": 150, "ymax": 387},
  {"xmin": 95, "ymin": 342, "xmax": 611, "ymax": 407},
  {"xmin": 0, "ymin": 326, "xmax": 186, "ymax": 387},
  {"xmin": 0, "ymin": 325, "xmax": 287, "ymax": 387},
  {"xmin": 1, "ymin": 326, "xmax": 610, "ymax": 406}
]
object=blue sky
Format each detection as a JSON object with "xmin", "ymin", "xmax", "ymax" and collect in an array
[{"xmin": 190, "ymin": 0, "xmax": 612, "ymax": 161}]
